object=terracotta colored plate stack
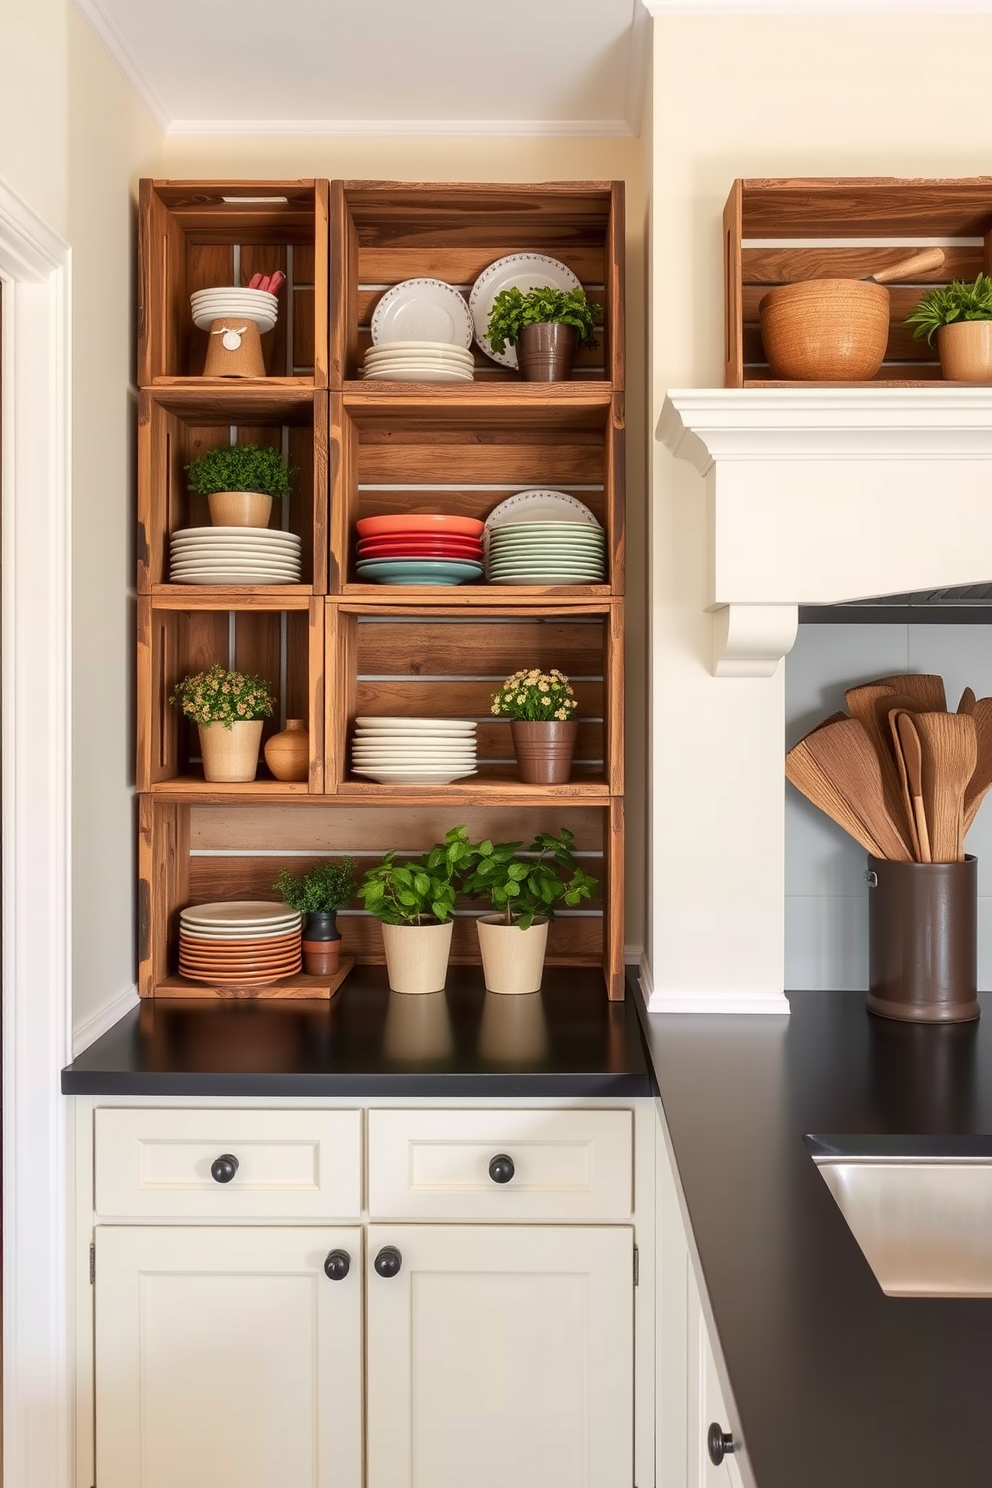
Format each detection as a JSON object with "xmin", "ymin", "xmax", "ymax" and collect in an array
[
  {"xmin": 178, "ymin": 901, "xmax": 303, "ymax": 985},
  {"xmin": 354, "ymin": 514, "xmax": 484, "ymax": 585}
]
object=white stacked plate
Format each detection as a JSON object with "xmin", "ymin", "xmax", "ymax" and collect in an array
[
  {"xmin": 362, "ymin": 340, "xmax": 475, "ymax": 384},
  {"xmin": 351, "ymin": 717, "xmax": 477, "ymax": 785},
  {"xmin": 170, "ymin": 526, "xmax": 302, "ymax": 584},
  {"xmin": 178, "ymin": 901, "xmax": 303, "ymax": 985},
  {"xmin": 190, "ymin": 287, "xmax": 278, "ymax": 334},
  {"xmin": 483, "ymin": 490, "xmax": 606, "ymax": 585}
]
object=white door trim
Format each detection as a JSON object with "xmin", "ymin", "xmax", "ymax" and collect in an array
[{"xmin": 0, "ymin": 173, "xmax": 73, "ymax": 1488}]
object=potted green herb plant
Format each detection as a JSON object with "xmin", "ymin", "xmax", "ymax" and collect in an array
[
  {"xmin": 169, "ymin": 663, "xmax": 274, "ymax": 782},
  {"xmin": 491, "ymin": 668, "xmax": 579, "ymax": 783},
  {"xmin": 461, "ymin": 829, "xmax": 598, "ymax": 994},
  {"xmin": 273, "ymin": 858, "xmax": 355, "ymax": 976},
  {"xmin": 905, "ymin": 273, "xmax": 992, "ymax": 382},
  {"xmin": 185, "ymin": 442, "xmax": 296, "ymax": 529},
  {"xmin": 486, "ymin": 285, "xmax": 602, "ymax": 381},
  {"xmin": 357, "ymin": 826, "xmax": 473, "ymax": 994}
]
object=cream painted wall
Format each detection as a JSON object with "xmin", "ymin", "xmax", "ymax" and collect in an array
[
  {"xmin": 163, "ymin": 133, "xmax": 649, "ymax": 961},
  {"xmin": 647, "ymin": 14, "xmax": 992, "ymax": 1007},
  {"xmin": 0, "ymin": 0, "xmax": 68, "ymax": 231}
]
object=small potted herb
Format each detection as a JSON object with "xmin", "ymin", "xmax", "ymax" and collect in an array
[
  {"xmin": 185, "ymin": 442, "xmax": 296, "ymax": 529},
  {"xmin": 357, "ymin": 826, "xmax": 474, "ymax": 994},
  {"xmin": 461, "ymin": 829, "xmax": 598, "ymax": 994},
  {"xmin": 273, "ymin": 858, "xmax": 355, "ymax": 976},
  {"xmin": 491, "ymin": 668, "xmax": 579, "ymax": 783},
  {"xmin": 169, "ymin": 663, "xmax": 274, "ymax": 782},
  {"xmin": 905, "ymin": 273, "xmax": 992, "ymax": 382},
  {"xmin": 486, "ymin": 285, "xmax": 602, "ymax": 381}
]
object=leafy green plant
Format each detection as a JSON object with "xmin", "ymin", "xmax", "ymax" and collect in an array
[
  {"xmin": 273, "ymin": 859, "xmax": 355, "ymax": 915},
  {"xmin": 357, "ymin": 826, "xmax": 475, "ymax": 926},
  {"xmin": 486, "ymin": 286, "xmax": 602, "ymax": 356},
  {"xmin": 461, "ymin": 828, "xmax": 597, "ymax": 930},
  {"xmin": 905, "ymin": 274, "xmax": 992, "ymax": 345},
  {"xmin": 491, "ymin": 667, "xmax": 578, "ymax": 723},
  {"xmin": 185, "ymin": 443, "xmax": 296, "ymax": 498},
  {"xmin": 169, "ymin": 663, "xmax": 274, "ymax": 729}
]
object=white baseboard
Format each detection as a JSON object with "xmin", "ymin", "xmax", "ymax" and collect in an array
[
  {"xmin": 72, "ymin": 984, "xmax": 139, "ymax": 1058},
  {"xmin": 624, "ymin": 943, "xmax": 643, "ymax": 966},
  {"xmin": 645, "ymin": 987, "xmax": 791, "ymax": 1015}
]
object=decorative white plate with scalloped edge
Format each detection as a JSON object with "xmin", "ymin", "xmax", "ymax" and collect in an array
[
  {"xmin": 469, "ymin": 253, "xmax": 582, "ymax": 369},
  {"xmin": 371, "ymin": 278, "xmax": 473, "ymax": 348}
]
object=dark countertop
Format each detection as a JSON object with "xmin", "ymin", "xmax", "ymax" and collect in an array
[
  {"xmin": 635, "ymin": 982, "xmax": 992, "ymax": 1488},
  {"xmin": 62, "ymin": 966, "xmax": 651, "ymax": 1096}
]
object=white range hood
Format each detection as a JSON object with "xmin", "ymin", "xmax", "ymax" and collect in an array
[{"xmin": 659, "ymin": 388, "xmax": 992, "ymax": 677}]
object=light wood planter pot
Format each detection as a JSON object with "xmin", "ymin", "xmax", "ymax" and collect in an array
[
  {"xmin": 476, "ymin": 915, "xmax": 550, "ymax": 995},
  {"xmin": 197, "ymin": 720, "xmax": 264, "ymax": 782},
  {"xmin": 380, "ymin": 920, "xmax": 453, "ymax": 994},
  {"xmin": 207, "ymin": 490, "xmax": 273, "ymax": 528},
  {"xmin": 938, "ymin": 321, "xmax": 992, "ymax": 382}
]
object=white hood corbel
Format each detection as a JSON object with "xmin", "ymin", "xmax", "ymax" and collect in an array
[{"xmin": 659, "ymin": 388, "xmax": 992, "ymax": 677}]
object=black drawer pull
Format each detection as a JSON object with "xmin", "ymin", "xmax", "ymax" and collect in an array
[
  {"xmin": 210, "ymin": 1154, "xmax": 239, "ymax": 1184},
  {"xmin": 708, "ymin": 1423, "xmax": 735, "ymax": 1466},
  {"xmin": 488, "ymin": 1154, "xmax": 515, "ymax": 1184}
]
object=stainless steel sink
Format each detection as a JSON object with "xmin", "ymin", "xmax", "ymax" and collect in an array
[{"xmin": 806, "ymin": 1134, "xmax": 992, "ymax": 1298}]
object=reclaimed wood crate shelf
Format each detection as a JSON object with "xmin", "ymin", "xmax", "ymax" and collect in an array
[
  {"xmin": 139, "ymin": 180, "xmax": 329, "ymax": 386},
  {"xmin": 153, "ymin": 960, "xmax": 355, "ymax": 1001},
  {"xmin": 724, "ymin": 176, "xmax": 992, "ymax": 387}
]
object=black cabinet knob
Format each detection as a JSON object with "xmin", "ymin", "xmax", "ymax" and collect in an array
[
  {"xmin": 708, "ymin": 1423, "xmax": 735, "ymax": 1466},
  {"xmin": 374, "ymin": 1245, "xmax": 402, "ymax": 1278},
  {"xmin": 210, "ymin": 1154, "xmax": 239, "ymax": 1184},
  {"xmin": 323, "ymin": 1249, "xmax": 351, "ymax": 1281},
  {"xmin": 489, "ymin": 1154, "xmax": 515, "ymax": 1184}
]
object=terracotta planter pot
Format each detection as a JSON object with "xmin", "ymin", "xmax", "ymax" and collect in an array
[
  {"xmin": 207, "ymin": 490, "xmax": 273, "ymax": 528},
  {"xmin": 937, "ymin": 321, "xmax": 992, "ymax": 382},
  {"xmin": 380, "ymin": 919, "xmax": 453, "ymax": 995},
  {"xmin": 302, "ymin": 910, "xmax": 341, "ymax": 976},
  {"xmin": 510, "ymin": 720, "xmax": 578, "ymax": 784},
  {"xmin": 197, "ymin": 720, "xmax": 264, "ymax": 782},
  {"xmin": 516, "ymin": 322, "xmax": 577, "ymax": 381},
  {"xmin": 264, "ymin": 718, "xmax": 309, "ymax": 781},
  {"xmin": 476, "ymin": 914, "xmax": 550, "ymax": 995}
]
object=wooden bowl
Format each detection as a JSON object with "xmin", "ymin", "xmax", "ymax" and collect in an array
[{"xmin": 758, "ymin": 279, "xmax": 890, "ymax": 381}]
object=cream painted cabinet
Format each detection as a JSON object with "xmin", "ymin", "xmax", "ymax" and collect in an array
[
  {"xmin": 93, "ymin": 1225, "xmax": 363, "ymax": 1488},
  {"xmin": 365, "ymin": 1223, "xmax": 634, "ymax": 1488}
]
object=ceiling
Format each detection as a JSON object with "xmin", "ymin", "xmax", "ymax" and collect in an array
[{"xmin": 73, "ymin": 0, "xmax": 650, "ymax": 137}]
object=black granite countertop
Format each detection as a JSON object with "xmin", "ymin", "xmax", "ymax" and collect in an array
[
  {"xmin": 62, "ymin": 966, "xmax": 651, "ymax": 1096},
  {"xmin": 636, "ymin": 982, "xmax": 992, "ymax": 1488}
]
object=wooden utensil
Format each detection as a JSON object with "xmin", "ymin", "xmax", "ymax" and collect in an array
[
  {"xmin": 844, "ymin": 684, "xmax": 913, "ymax": 845},
  {"xmin": 871, "ymin": 673, "xmax": 947, "ymax": 712},
  {"xmin": 893, "ymin": 711, "xmax": 931, "ymax": 862},
  {"xmin": 912, "ymin": 711, "xmax": 977, "ymax": 863},
  {"xmin": 958, "ymin": 686, "xmax": 977, "ymax": 716},
  {"xmin": 860, "ymin": 248, "xmax": 946, "ymax": 284},
  {"xmin": 964, "ymin": 696, "xmax": 992, "ymax": 832},
  {"xmin": 787, "ymin": 718, "xmax": 913, "ymax": 861}
]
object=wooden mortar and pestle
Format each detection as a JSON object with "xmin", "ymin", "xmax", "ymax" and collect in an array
[{"xmin": 759, "ymin": 248, "xmax": 946, "ymax": 380}]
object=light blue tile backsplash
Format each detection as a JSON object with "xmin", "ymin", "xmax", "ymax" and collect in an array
[{"xmin": 785, "ymin": 623, "xmax": 992, "ymax": 991}]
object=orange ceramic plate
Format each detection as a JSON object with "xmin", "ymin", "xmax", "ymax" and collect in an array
[{"xmin": 355, "ymin": 514, "xmax": 484, "ymax": 539}]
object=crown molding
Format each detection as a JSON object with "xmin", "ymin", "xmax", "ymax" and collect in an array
[
  {"xmin": 640, "ymin": 0, "xmax": 992, "ymax": 11},
  {"xmin": 624, "ymin": 0, "xmax": 651, "ymax": 135},
  {"xmin": 71, "ymin": 0, "xmax": 171, "ymax": 130},
  {"xmin": 166, "ymin": 116, "xmax": 634, "ymax": 138}
]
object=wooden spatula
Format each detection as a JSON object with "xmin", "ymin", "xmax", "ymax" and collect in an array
[
  {"xmin": 959, "ymin": 686, "xmax": 977, "ymax": 716},
  {"xmin": 893, "ymin": 711, "xmax": 931, "ymax": 863},
  {"xmin": 871, "ymin": 673, "xmax": 947, "ymax": 712},
  {"xmin": 913, "ymin": 711, "xmax": 977, "ymax": 863},
  {"xmin": 845, "ymin": 684, "xmax": 913, "ymax": 844},
  {"xmin": 788, "ymin": 717, "xmax": 913, "ymax": 861},
  {"xmin": 964, "ymin": 696, "xmax": 992, "ymax": 832}
]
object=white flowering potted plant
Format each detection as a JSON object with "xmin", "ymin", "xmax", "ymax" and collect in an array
[
  {"xmin": 461, "ymin": 829, "xmax": 597, "ymax": 994},
  {"xmin": 169, "ymin": 662, "xmax": 274, "ymax": 782},
  {"xmin": 491, "ymin": 668, "xmax": 579, "ymax": 784},
  {"xmin": 357, "ymin": 826, "xmax": 473, "ymax": 994}
]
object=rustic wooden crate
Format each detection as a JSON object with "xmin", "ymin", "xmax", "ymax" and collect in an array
[
  {"xmin": 137, "ymin": 387, "xmax": 327, "ymax": 594},
  {"xmin": 139, "ymin": 797, "xmax": 624, "ymax": 999},
  {"xmin": 138, "ymin": 180, "xmax": 329, "ymax": 386},
  {"xmin": 136, "ymin": 595, "xmax": 324, "ymax": 795},
  {"xmin": 331, "ymin": 181, "xmax": 624, "ymax": 388},
  {"xmin": 724, "ymin": 177, "xmax": 992, "ymax": 386},
  {"xmin": 330, "ymin": 390, "xmax": 623, "ymax": 598},
  {"xmin": 324, "ymin": 601, "xmax": 622, "ymax": 800}
]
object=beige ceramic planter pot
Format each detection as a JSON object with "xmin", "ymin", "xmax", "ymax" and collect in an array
[
  {"xmin": 197, "ymin": 719, "xmax": 264, "ymax": 782},
  {"xmin": 207, "ymin": 489, "xmax": 273, "ymax": 528},
  {"xmin": 476, "ymin": 914, "xmax": 550, "ymax": 995},
  {"xmin": 938, "ymin": 321, "xmax": 992, "ymax": 382},
  {"xmin": 380, "ymin": 920, "xmax": 453, "ymax": 994}
]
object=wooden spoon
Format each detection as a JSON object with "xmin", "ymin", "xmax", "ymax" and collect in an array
[
  {"xmin": 894, "ymin": 712, "xmax": 931, "ymax": 863},
  {"xmin": 862, "ymin": 248, "xmax": 946, "ymax": 284},
  {"xmin": 845, "ymin": 684, "xmax": 913, "ymax": 844},
  {"xmin": 787, "ymin": 717, "xmax": 913, "ymax": 861},
  {"xmin": 958, "ymin": 686, "xmax": 977, "ymax": 716},
  {"xmin": 913, "ymin": 711, "xmax": 977, "ymax": 863},
  {"xmin": 887, "ymin": 709, "xmax": 921, "ymax": 861},
  {"xmin": 964, "ymin": 696, "xmax": 992, "ymax": 832}
]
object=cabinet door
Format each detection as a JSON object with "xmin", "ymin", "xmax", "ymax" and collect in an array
[
  {"xmin": 366, "ymin": 1223, "xmax": 633, "ymax": 1488},
  {"xmin": 94, "ymin": 1225, "xmax": 362, "ymax": 1488},
  {"xmin": 687, "ymin": 1260, "xmax": 745, "ymax": 1488}
]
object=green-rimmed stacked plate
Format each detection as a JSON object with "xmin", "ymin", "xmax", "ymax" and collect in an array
[{"xmin": 486, "ymin": 520, "xmax": 607, "ymax": 586}]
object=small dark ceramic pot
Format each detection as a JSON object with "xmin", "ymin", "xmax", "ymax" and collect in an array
[
  {"xmin": 302, "ymin": 911, "xmax": 341, "ymax": 977},
  {"xmin": 516, "ymin": 322, "xmax": 577, "ymax": 381},
  {"xmin": 866, "ymin": 855, "xmax": 979, "ymax": 1023}
]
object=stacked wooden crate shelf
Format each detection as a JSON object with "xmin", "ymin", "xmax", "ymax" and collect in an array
[
  {"xmin": 137, "ymin": 178, "xmax": 626, "ymax": 1000},
  {"xmin": 724, "ymin": 176, "xmax": 992, "ymax": 386}
]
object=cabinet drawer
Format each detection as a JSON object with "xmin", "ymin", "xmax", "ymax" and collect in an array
[
  {"xmin": 94, "ymin": 1108, "xmax": 362, "ymax": 1220},
  {"xmin": 367, "ymin": 1109, "xmax": 632, "ymax": 1220}
]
